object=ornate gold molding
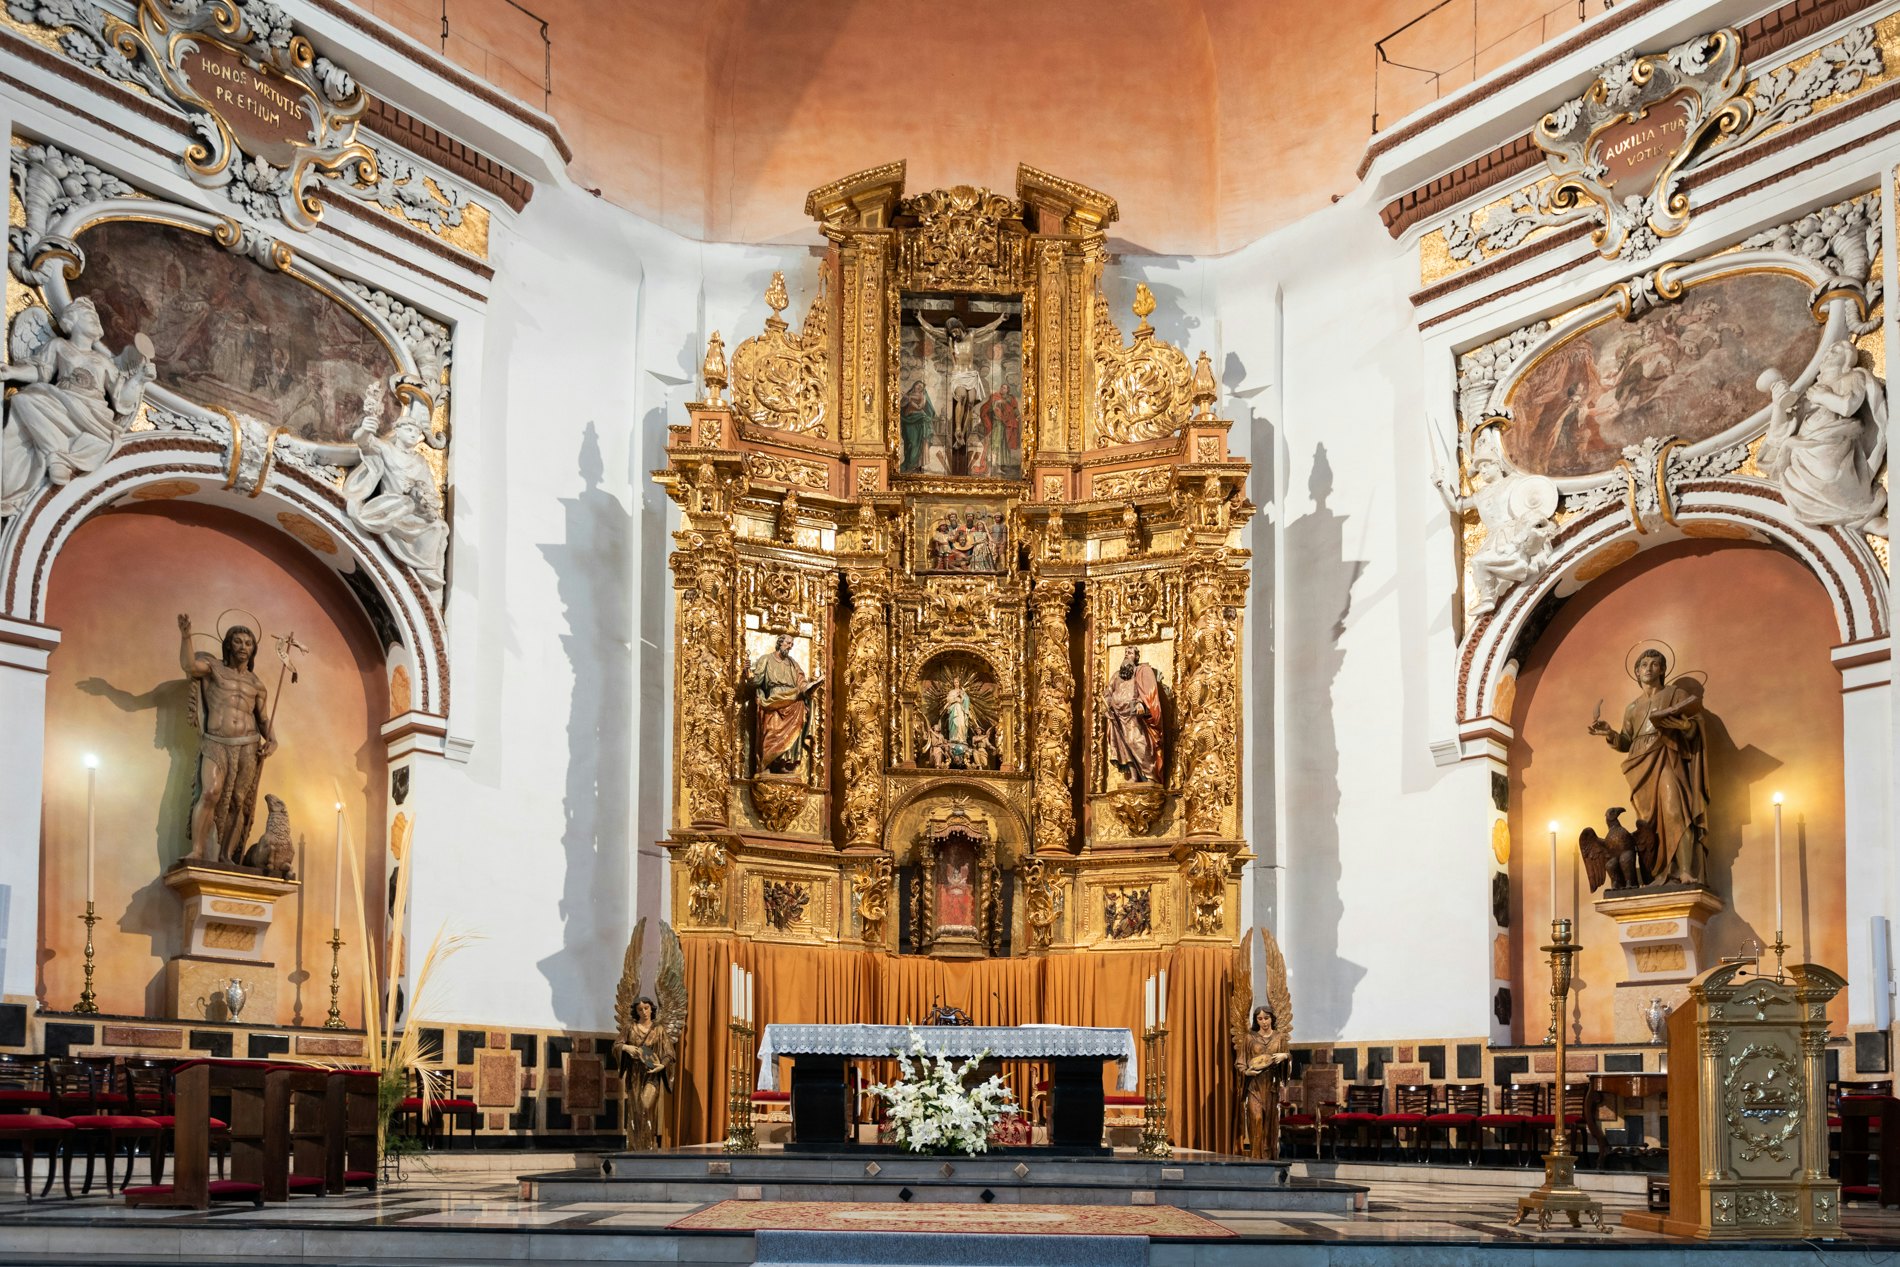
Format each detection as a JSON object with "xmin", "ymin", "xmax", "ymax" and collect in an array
[
  {"xmin": 840, "ymin": 568, "xmax": 891, "ymax": 852},
  {"xmin": 730, "ymin": 272, "xmax": 832, "ymax": 438},
  {"xmin": 1091, "ymin": 284, "xmax": 1194, "ymax": 446},
  {"xmin": 1029, "ymin": 579, "xmax": 1078, "ymax": 855},
  {"xmin": 897, "ymin": 186, "xmax": 1024, "ymax": 292}
]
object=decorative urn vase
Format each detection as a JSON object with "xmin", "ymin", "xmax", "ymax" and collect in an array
[
  {"xmin": 1642, "ymin": 996, "xmax": 1668, "ymax": 1045},
  {"xmin": 223, "ymin": 978, "xmax": 249, "ymax": 1022}
]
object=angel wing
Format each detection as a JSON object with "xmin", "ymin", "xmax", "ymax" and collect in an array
[
  {"xmin": 1261, "ymin": 924, "xmax": 1293, "ymax": 1058},
  {"xmin": 1228, "ymin": 928, "xmax": 1254, "ymax": 1057},
  {"xmin": 1577, "ymin": 829, "xmax": 1610, "ymax": 894},
  {"xmin": 1632, "ymin": 817, "xmax": 1662, "ymax": 885},
  {"xmin": 614, "ymin": 917, "xmax": 645, "ymax": 1045},
  {"xmin": 8, "ymin": 304, "xmax": 52, "ymax": 368},
  {"xmin": 656, "ymin": 922, "xmax": 688, "ymax": 1040}
]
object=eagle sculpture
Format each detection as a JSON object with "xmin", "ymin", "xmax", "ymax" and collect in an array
[{"xmin": 1577, "ymin": 807, "xmax": 1658, "ymax": 892}]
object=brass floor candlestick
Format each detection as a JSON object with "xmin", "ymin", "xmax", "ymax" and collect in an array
[
  {"xmin": 1139, "ymin": 1025, "xmax": 1172, "ymax": 1159},
  {"xmin": 1512, "ymin": 918, "xmax": 1603, "ymax": 1231},
  {"xmin": 724, "ymin": 1020, "xmax": 757, "ymax": 1153},
  {"xmin": 73, "ymin": 901, "xmax": 100, "ymax": 1014},
  {"xmin": 323, "ymin": 927, "xmax": 347, "ymax": 1029}
]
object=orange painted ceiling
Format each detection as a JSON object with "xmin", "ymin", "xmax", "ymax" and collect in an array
[{"xmin": 359, "ymin": 0, "xmax": 1585, "ymax": 255}]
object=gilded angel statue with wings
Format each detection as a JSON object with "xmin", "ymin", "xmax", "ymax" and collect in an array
[
  {"xmin": 614, "ymin": 918, "xmax": 688, "ymax": 1151},
  {"xmin": 1228, "ymin": 926, "xmax": 1293, "ymax": 1159}
]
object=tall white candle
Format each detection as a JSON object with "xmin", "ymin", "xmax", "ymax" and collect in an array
[
  {"xmin": 1144, "ymin": 975, "xmax": 1156, "ymax": 1029},
  {"xmin": 730, "ymin": 964, "xmax": 740, "ymax": 1020},
  {"xmin": 83, "ymin": 755, "xmax": 98, "ymax": 905},
  {"xmin": 332, "ymin": 802, "xmax": 344, "ymax": 927},
  {"xmin": 1548, "ymin": 822, "xmax": 1559, "ymax": 922},
  {"xmin": 744, "ymin": 970, "xmax": 754, "ymax": 1024},
  {"xmin": 1772, "ymin": 792, "xmax": 1784, "ymax": 937},
  {"xmin": 1158, "ymin": 968, "xmax": 1168, "ymax": 1025}
]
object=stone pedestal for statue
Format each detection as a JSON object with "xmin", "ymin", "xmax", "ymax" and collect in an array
[
  {"xmin": 162, "ymin": 862, "xmax": 298, "ymax": 1023},
  {"xmin": 1622, "ymin": 962, "xmax": 1844, "ymax": 1240},
  {"xmin": 1593, "ymin": 885, "xmax": 1724, "ymax": 1042}
]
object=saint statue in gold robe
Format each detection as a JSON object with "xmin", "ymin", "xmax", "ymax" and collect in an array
[{"xmin": 751, "ymin": 634, "xmax": 823, "ymax": 775}]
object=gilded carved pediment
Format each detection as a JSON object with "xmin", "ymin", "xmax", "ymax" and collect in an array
[
  {"xmin": 1091, "ymin": 284, "xmax": 1196, "ymax": 447},
  {"xmin": 730, "ymin": 271, "xmax": 832, "ymax": 438}
]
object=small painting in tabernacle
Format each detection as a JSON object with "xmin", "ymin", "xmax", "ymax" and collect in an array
[
  {"xmin": 1503, "ymin": 270, "xmax": 1822, "ymax": 478},
  {"xmin": 897, "ymin": 293, "xmax": 1024, "ymax": 479},
  {"xmin": 68, "ymin": 220, "xmax": 402, "ymax": 442},
  {"xmin": 914, "ymin": 498, "xmax": 1009, "ymax": 574}
]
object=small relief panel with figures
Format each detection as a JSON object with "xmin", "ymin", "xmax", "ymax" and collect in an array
[
  {"xmin": 914, "ymin": 498, "xmax": 1010, "ymax": 574},
  {"xmin": 897, "ymin": 293, "xmax": 1025, "ymax": 479}
]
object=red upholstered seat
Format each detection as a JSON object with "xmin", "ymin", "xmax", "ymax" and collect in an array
[
  {"xmin": 145, "ymin": 1116, "xmax": 227, "ymax": 1130},
  {"xmin": 435, "ymin": 1098, "xmax": 477, "ymax": 1111},
  {"xmin": 1830, "ymin": 1115, "xmax": 1844, "ymax": 1129},
  {"xmin": 750, "ymin": 1090, "xmax": 790, "ymax": 1102},
  {"xmin": 287, "ymin": 1173, "xmax": 326, "ymax": 1192},
  {"xmin": 1426, "ymin": 1113, "xmax": 1478, "ymax": 1127},
  {"xmin": 1845, "ymin": 1184, "xmax": 1881, "ymax": 1199},
  {"xmin": 0, "ymin": 1090, "xmax": 50, "ymax": 1107},
  {"xmin": 1526, "ymin": 1114, "xmax": 1582, "ymax": 1126},
  {"xmin": 1104, "ymin": 1094, "xmax": 1146, "ymax": 1106},
  {"xmin": 1375, "ymin": 1113, "xmax": 1426, "ymax": 1125},
  {"xmin": 397, "ymin": 1097, "xmax": 424, "ymax": 1110},
  {"xmin": 1281, "ymin": 1113, "xmax": 1316, "ymax": 1126},
  {"xmin": 1329, "ymin": 1112, "xmax": 1379, "ymax": 1124},
  {"xmin": 0, "ymin": 1114, "xmax": 72, "ymax": 1131},
  {"xmin": 120, "ymin": 1179, "xmax": 266, "ymax": 1201},
  {"xmin": 342, "ymin": 1169, "xmax": 375, "ymax": 1184},
  {"xmin": 66, "ymin": 1115, "xmax": 158, "ymax": 1130}
]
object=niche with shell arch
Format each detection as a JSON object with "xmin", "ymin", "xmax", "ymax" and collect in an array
[{"xmin": 904, "ymin": 647, "xmax": 1013, "ymax": 771}]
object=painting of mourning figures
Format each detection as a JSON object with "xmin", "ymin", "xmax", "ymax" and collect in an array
[
  {"xmin": 897, "ymin": 293, "xmax": 1024, "ymax": 479},
  {"xmin": 69, "ymin": 220, "xmax": 402, "ymax": 442}
]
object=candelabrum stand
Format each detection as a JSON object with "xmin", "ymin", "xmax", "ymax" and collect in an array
[
  {"xmin": 1513, "ymin": 918, "xmax": 1604, "ymax": 1231},
  {"xmin": 323, "ymin": 927, "xmax": 346, "ymax": 1029},
  {"xmin": 1139, "ymin": 1024, "xmax": 1172, "ymax": 1159},
  {"xmin": 724, "ymin": 1020, "xmax": 757, "ymax": 1153},
  {"xmin": 73, "ymin": 902, "xmax": 100, "ymax": 1015}
]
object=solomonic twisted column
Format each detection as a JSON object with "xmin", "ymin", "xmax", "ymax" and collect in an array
[
  {"xmin": 1029, "ymin": 578, "xmax": 1078, "ymax": 854},
  {"xmin": 839, "ymin": 568, "xmax": 890, "ymax": 851}
]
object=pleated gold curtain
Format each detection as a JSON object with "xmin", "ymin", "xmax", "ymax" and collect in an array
[{"xmin": 674, "ymin": 938, "xmax": 1238, "ymax": 1155}]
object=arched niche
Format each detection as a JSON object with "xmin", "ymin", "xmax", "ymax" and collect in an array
[
  {"xmin": 38, "ymin": 499, "xmax": 389, "ymax": 1024},
  {"xmin": 1504, "ymin": 538, "xmax": 1849, "ymax": 1040}
]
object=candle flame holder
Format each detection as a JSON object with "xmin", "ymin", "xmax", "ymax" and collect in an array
[
  {"xmin": 1139, "ymin": 1024, "xmax": 1172, "ymax": 1158},
  {"xmin": 323, "ymin": 927, "xmax": 347, "ymax": 1029},
  {"xmin": 723, "ymin": 1019, "xmax": 757, "ymax": 1152},
  {"xmin": 73, "ymin": 902, "xmax": 100, "ymax": 1015}
]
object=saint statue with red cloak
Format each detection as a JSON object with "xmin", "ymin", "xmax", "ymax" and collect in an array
[
  {"xmin": 1104, "ymin": 645, "xmax": 1165, "ymax": 784},
  {"xmin": 751, "ymin": 633, "xmax": 824, "ymax": 775}
]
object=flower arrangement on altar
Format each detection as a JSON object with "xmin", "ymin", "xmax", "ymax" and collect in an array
[{"xmin": 866, "ymin": 1030, "xmax": 1019, "ymax": 1154}]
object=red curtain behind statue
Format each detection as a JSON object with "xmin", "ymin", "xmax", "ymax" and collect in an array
[{"xmin": 674, "ymin": 938, "xmax": 1238, "ymax": 1154}]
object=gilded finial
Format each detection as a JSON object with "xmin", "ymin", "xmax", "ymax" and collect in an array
[
  {"xmin": 1132, "ymin": 282, "xmax": 1156, "ymax": 336},
  {"xmin": 700, "ymin": 330, "xmax": 728, "ymax": 406},
  {"xmin": 1189, "ymin": 350, "xmax": 1217, "ymax": 420},
  {"xmin": 764, "ymin": 271, "xmax": 790, "ymax": 329}
]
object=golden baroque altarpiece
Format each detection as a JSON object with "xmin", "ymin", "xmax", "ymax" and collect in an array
[{"xmin": 659, "ymin": 164, "xmax": 1253, "ymax": 959}]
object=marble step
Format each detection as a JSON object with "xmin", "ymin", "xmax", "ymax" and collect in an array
[
  {"xmin": 757, "ymin": 1229, "xmax": 1146, "ymax": 1267},
  {"xmin": 587, "ymin": 1151, "xmax": 1294, "ymax": 1188},
  {"xmin": 525, "ymin": 1173, "xmax": 1361, "ymax": 1212}
]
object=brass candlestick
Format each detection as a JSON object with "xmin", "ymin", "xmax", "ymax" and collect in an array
[
  {"xmin": 73, "ymin": 901, "xmax": 100, "ymax": 1015},
  {"xmin": 723, "ymin": 1020, "xmax": 757, "ymax": 1153},
  {"xmin": 323, "ymin": 927, "xmax": 347, "ymax": 1029},
  {"xmin": 1512, "ymin": 918, "xmax": 1604, "ymax": 1231},
  {"xmin": 1138, "ymin": 1024, "xmax": 1172, "ymax": 1158}
]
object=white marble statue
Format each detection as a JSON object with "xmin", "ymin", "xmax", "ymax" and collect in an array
[
  {"xmin": 0, "ymin": 300, "xmax": 155, "ymax": 514},
  {"xmin": 1758, "ymin": 340, "xmax": 1888, "ymax": 537},
  {"xmin": 304, "ymin": 380, "xmax": 449, "ymax": 594},
  {"xmin": 1433, "ymin": 429, "xmax": 1560, "ymax": 616}
]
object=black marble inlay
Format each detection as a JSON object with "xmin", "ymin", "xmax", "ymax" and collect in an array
[
  {"xmin": 1491, "ymin": 873, "xmax": 1510, "ymax": 929},
  {"xmin": 512, "ymin": 1033, "xmax": 537, "ymax": 1068},
  {"xmin": 510, "ymin": 1105, "xmax": 535, "ymax": 1132},
  {"xmin": 188, "ymin": 1029, "xmax": 233, "ymax": 1058},
  {"xmin": 1622, "ymin": 1113, "xmax": 1643, "ymax": 1147},
  {"xmin": 457, "ymin": 1029, "xmax": 486, "ymax": 1064},
  {"xmin": 1826, "ymin": 1048, "xmax": 1842, "ymax": 1086},
  {"xmin": 417, "ymin": 1027, "xmax": 446, "ymax": 1062},
  {"xmin": 1491, "ymin": 771, "xmax": 1509, "ymax": 812},
  {"xmin": 546, "ymin": 1036, "xmax": 573, "ymax": 1069},
  {"xmin": 1493, "ymin": 1054, "xmax": 1529, "ymax": 1087},
  {"xmin": 247, "ymin": 1033, "xmax": 289, "ymax": 1059},
  {"xmin": 545, "ymin": 1096, "xmax": 571, "ymax": 1131},
  {"xmin": 1419, "ymin": 1044, "xmax": 1446, "ymax": 1079},
  {"xmin": 0, "ymin": 1003, "xmax": 26, "ymax": 1047},
  {"xmin": 43, "ymin": 1022, "xmax": 95, "ymax": 1058},
  {"xmin": 1292, "ymin": 1048, "xmax": 1313, "ymax": 1076},
  {"xmin": 1336, "ymin": 1049, "xmax": 1358, "ymax": 1082},
  {"xmin": 1605, "ymin": 1052, "xmax": 1644, "ymax": 1073},
  {"xmin": 1493, "ymin": 987, "xmax": 1512, "ymax": 1026},
  {"xmin": 1856, "ymin": 1030, "xmax": 1890, "ymax": 1075},
  {"xmin": 1366, "ymin": 1046, "xmax": 1394, "ymax": 1080},
  {"xmin": 1456, "ymin": 1043, "xmax": 1482, "ymax": 1079}
]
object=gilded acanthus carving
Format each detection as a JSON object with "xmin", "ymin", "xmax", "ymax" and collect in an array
[
  {"xmin": 1021, "ymin": 855, "xmax": 1065, "ymax": 950},
  {"xmin": 1091, "ymin": 284, "xmax": 1194, "ymax": 446},
  {"xmin": 1028, "ymin": 579, "xmax": 1077, "ymax": 855},
  {"xmin": 839, "ymin": 569, "xmax": 890, "ymax": 852},
  {"xmin": 1091, "ymin": 466, "xmax": 1172, "ymax": 500},
  {"xmin": 730, "ymin": 272, "xmax": 831, "ymax": 437},
  {"xmin": 851, "ymin": 855, "xmax": 894, "ymax": 942},
  {"xmin": 671, "ymin": 531, "xmax": 737, "ymax": 828},
  {"xmin": 1180, "ymin": 563, "xmax": 1241, "ymax": 837},
  {"xmin": 898, "ymin": 186, "xmax": 1023, "ymax": 291},
  {"xmin": 682, "ymin": 839, "xmax": 728, "ymax": 925},
  {"xmin": 749, "ymin": 451, "xmax": 830, "ymax": 492},
  {"xmin": 1185, "ymin": 848, "xmax": 1231, "ymax": 936}
]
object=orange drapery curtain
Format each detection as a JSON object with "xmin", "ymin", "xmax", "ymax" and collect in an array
[{"xmin": 674, "ymin": 939, "xmax": 1238, "ymax": 1155}]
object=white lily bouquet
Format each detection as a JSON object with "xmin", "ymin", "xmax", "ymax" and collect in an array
[{"xmin": 866, "ymin": 1029, "xmax": 1019, "ymax": 1154}]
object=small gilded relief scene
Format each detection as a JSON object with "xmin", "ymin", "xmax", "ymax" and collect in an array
[
  {"xmin": 1102, "ymin": 638, "xmax": 1171, "ymax": 788},
  {"xmin": 897, "ymin": 292, "xmax": 1024, "ymax": 478},
  {"xmin": 909, "ymin": 651, "xmax": 1006, "ymax": 771},
  {"xmin": 914, "ymin": 497, "xmax": 1009, "ymax": 574},
  {"xmin": 742, "ymin": 626, "xmax": 823, "ymax": 781},
  {"xmin": 69, "ymin": 220, "xmax": 402, "ymax": 441},
  {"xmin": 1503, "ymin": 270, "xmax": 1823, "ymax": 478}
]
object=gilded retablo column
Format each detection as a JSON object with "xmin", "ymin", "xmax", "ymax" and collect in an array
[
  {"xmin": 840, "ymin": 568, "xmax": 890, "ymax": 850},
  {"xmin": 1029, "ymin": 578, "xmax": 1077, "ymax": 853}
]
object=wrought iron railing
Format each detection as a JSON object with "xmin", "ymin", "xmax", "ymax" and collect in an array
[{"xmin": 1372, "ymin": 0, "xmax": 1617, "ymax": 132}]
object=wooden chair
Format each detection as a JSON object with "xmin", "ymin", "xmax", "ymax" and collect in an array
[
  {"xmin": 325, "ymin": 1071, "xmax": 380, "ymax": 1193},
  {"xmin": 1376, "ymin": 1084, "xmax": 1434, "ymax": 1161},
  {"xmin": 0, "ymin": 1054, "xmax": 50, "ymax": 1113},
  {"xmin": 396, "ymin": 1068, "xmax": 478, "ymax": 1148},
  {"xmin": 123, "ymin": 1060, "xmax": 272, "ymax": 1209},
  {"xmin": 1278, "ymin": 1096, "xmax": 1331, "ymax": 1159},
  {"xmin": 1478, "ymin": 1083, "xmax": 1536, "ymax": 1166},
  {"xmin": 266, "ymin": 1066, "xmax": 332, "ymax": 1200},
  {"xmin": 1330, "ymin": 1084, "xmax": 1383, "ymax": 1158},
  {"xmin": 0, "ymin": 1058, "xmax": 73, "ymax": 1201},
  {"xmin": 1839, "ymin": 1092, "xmax": 1900, "ymax": 1205},
  {"xmin": 1425, "ymin": 1082, "xmax": 1485, "ymax": 1164},
  {"xmin": 45, "ymin": 1057, "xmax": 159, "ymax": 1196}
]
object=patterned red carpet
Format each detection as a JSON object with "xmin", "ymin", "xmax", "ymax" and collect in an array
[{"xmin": 671, "ymin": 1199, "xmax": 1235, "ymax": 1238}]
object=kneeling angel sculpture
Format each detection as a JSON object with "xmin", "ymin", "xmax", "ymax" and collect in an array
[{"xmin": 1, "ymin": 300, "xmax": 155, "ymax": 514}]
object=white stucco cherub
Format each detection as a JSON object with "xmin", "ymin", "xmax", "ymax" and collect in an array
[
  {"xmin": 1433, "ymin": 422, "xmax": 1561, "ymax": 616},
  {"xmin": 1757, "ymin": 340, "xmax": 1888, "ymax": 537}
]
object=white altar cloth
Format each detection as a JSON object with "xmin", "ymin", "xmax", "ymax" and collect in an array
[{"xmin": 756, "ymin": 1024, "xmax": 1138, "ymax": 1092}]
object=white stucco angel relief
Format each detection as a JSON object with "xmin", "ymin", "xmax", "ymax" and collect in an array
[
  {"xmin": 301, "ymin": 379, "xmax": 449, "ymax": 594},
  {"xmin": 0, "ymin": 299, "xmax": 155, "ymax": 515},
  {"xmin": 1433, "ymin": 424, "xmax": 1560, "ymax": 616},
  {"xmin": 1757, "ymin": 340, "xmax": 1888, "ymax": 537}
]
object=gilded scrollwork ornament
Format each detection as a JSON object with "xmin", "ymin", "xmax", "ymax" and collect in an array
[
  {"xmin": 898, "ymin": 186, "xmax": 1023, "ymax": 292},
  {"xmin": 1180, "ymin": 563, "xmax": 1242, "ymax": 837},
  {"xmin": 1021, "ymin": 855, "xmax": 1066, "ymax": 951},
  {"xmin": 671, "ymin": 532, "xmax": 738, "ymax": 828},
  {"xmin": 682, "ymin": 839, "xmax": 729, "ymax": 926},
  {"xmin": 839, "ymin": 569, "xmax": 890, "ymax": 852},
  {"xmin": 1184, "ymin": 847, "xmax": 1232, "ymax": 936},
  {"xmin": 1028, "ymin": 579, "xmax": 1078, "ymax": 854},
  {"xmin": 851, "ymin": 855, "xmax": 894, "ymax": 943},
  {"xmin": 1091, "ymin": 284, "xmax": 1195, "ymax": 446},
  {"xmin": 730, "ymin": 272, "xmax": 831, "ymax": 437}
]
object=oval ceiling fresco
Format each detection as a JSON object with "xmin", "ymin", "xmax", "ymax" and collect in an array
[
  {"xmin": 1501, "ymin": 269, "xmax": 1823, "ymax": 479},
  {"xmin": 68, "ymin": 220, "xmax": 400, "ymax": 444}
]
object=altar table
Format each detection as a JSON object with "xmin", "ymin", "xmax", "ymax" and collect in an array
[{"xmin": 757, "ymin": 1024, "xmax": 1138, "ymax": 1148}]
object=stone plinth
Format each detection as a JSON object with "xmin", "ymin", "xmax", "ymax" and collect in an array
[
  {"xmin": 1593, "ymin": 884, "xmax": 1724, "ymax": 1043},
  {"xmin": 163, "ymin": 862, "xmax": 298, "ymax": 1022}
]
